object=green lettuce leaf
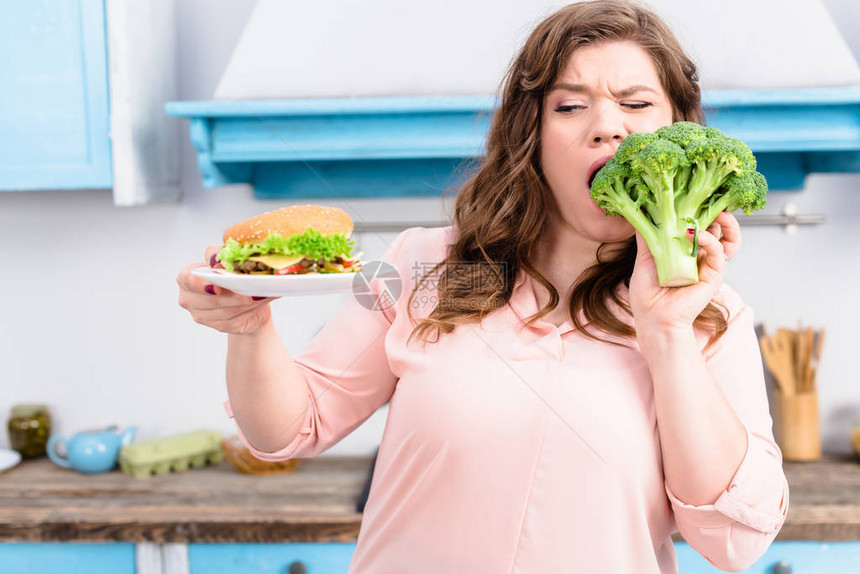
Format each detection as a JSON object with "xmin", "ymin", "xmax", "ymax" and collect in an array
[{"xmin": 216, "ymin": 228, "xmax": 356, "ymax": 272}]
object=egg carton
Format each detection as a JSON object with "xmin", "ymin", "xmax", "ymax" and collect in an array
[{"xmin": 119, "ymin": 429, "xmax": 224, "ymax": 478}]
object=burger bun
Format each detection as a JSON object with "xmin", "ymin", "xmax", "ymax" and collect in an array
[{"xmin": 223, "ymin": 204, "xmax": 354, "ymax": 245}]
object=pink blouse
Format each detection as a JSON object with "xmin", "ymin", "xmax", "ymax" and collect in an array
[{"xmin": 224, "ymin": 225, "xmax": 789, "ymax": 573}]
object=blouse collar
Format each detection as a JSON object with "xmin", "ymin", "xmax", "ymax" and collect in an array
[{"xmin": 508, "ymin": 267, "xmax": 634, "ymax": 337}]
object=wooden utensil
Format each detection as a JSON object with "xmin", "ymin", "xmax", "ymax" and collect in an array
[
  {"xmin": 810, "ymin": 328, "xmax": 825, "ymax": 392},
  {"xmin": 764, "ymin": 340, "xmax": 784, "ymax": 395},
  {"xmin": 759, "ymin": 334, "xmax": 796, "ymax": 396},
  {"xmin": 793, "ymin": 325, "xmax": 806, "ymax": 393},
  {"xmin": 807, "ymin": 326, "xmax": 814, "ymax": 392},
  {"xmin": 797, "ymin": 326, "xmax": 808, "ymax": 393},
  {"xmin": 783, "ymin": 329, "xmax": 800, "ymax": 395},
  {"xmin": 778, "ymin": 331, "xmax": 797, "ymax": 396}
]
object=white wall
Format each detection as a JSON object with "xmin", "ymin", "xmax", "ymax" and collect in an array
[
  {"xmin": 1, "ymin": 0, "xmax": 858, "ymax": 458},
  {"xmin": 214, "ymin": 0, "xmax": 860, "ymax": 99}
]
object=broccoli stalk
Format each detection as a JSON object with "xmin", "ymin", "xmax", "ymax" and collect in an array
[{"xmin": 590, "ymin": 122, "xmax": 767, "ymax": 287}]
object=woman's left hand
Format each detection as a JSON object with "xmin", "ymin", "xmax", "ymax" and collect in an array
[{"xmin": 629, "ymin": 210, "xmax": 741, "ymax": 333}]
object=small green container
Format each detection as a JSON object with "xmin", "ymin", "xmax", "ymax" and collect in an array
[
  {"xmin": 7, "ymin": 404, "xmax": 51, "ymax": 459},
  {"xmin": 119, "ymin": 430, "xmax": 224, "ymax": 478}
]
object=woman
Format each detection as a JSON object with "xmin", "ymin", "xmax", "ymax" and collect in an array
[{"xmin": 177, "ymin": 1, "xmax": 788, "ymax": 572}]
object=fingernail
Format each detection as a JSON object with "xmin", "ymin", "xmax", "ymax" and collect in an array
[
  {"xmin": 210, "ymin": 255, "xmax": 217, "ymax": 267},
  {"xmin": 252, "ymin": 296, "xmax": 266, "ymax": 301},
  {"xmin": 687, "ymin": 229, "xmax": 695, "ymax": 235},
  {"xmin": 723, "ymin": 209, "xmax": 728, "ymax": 212},
  {"xmin": 205, "ymin": 285, "xmax": 216, "ymax": 295}
]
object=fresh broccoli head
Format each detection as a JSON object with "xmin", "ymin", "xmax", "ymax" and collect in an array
[{"xmin": 589, "ymin": 121, "xmax": 767, "ymax": 287}]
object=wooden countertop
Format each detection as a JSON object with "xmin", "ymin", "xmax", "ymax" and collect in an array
[
  {"xmin": 1, "ymin": 454, "xmax": 858, "ymax": 543},
  {"xmin": 0, "ymin": 457, "xmax": 368, "ymax": 543}
]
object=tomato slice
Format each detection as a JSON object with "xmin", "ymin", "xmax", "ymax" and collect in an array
[
  {"xmin": 342, "ymin": 260, "xmax": 353, "ymax": 268},
  {"xmin": 275, "ymin": 263, "xmax": 306, "ymax": 275}
]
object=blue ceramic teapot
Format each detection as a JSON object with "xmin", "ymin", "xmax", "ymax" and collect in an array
[{"xmin": 47, "ymin": 425, "xmax": 137, "ymax": 474}]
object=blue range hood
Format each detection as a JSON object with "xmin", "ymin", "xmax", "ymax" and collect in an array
[{"xmin": 165, "ymin": 87, "xmax": 860, "ymax": 199}]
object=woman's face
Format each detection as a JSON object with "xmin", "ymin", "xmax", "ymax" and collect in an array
[{"xmin": 540, "ymin": 40, "xmax": 675, "ymax": 244}]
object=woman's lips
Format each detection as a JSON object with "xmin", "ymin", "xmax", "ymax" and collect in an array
[{"xmin": 587, "ymin": 154, "xmax": 615, "ymax": 187}]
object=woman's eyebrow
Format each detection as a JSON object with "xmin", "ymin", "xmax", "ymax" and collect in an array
[{"xmin": 549, "ymin": 82, "xmax": 659, "ymax": 97}]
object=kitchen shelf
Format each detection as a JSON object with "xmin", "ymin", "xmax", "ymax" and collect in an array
[{"xmin": 165, "ymin": 87, "xmax": 860, "ymax": 199}]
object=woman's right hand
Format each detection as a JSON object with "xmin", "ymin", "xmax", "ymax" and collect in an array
[{"xmin": 177, "ymin": 245, "xmax": 278, "ymax": 336}]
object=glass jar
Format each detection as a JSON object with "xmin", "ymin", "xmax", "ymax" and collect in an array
[{"xmin": 7, "ymin": 404, "xmax": 52, "ymax": 459}]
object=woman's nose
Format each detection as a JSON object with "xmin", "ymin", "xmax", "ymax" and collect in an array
[
  {"xmin": 592, "ymin": 131, "xmax": 624, "ymax": 144},
  {"xmin": 591, "ymin": 121, "xmax": 625, "ymax": 144},
  {"xmin": 589, "ymin": 106, "xmax": 628, "ymax": 144}
]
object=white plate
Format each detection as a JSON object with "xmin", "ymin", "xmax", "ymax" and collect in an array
[
  {"xmin": 192, "ymin": 267, "xmax": 372, "ymax": 297},
  {"xmin": 0, "ymin": 448, "xmax": 22, "ymax": 473}
]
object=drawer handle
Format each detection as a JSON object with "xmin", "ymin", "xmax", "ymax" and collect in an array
[
  {"xmin": 772, "ymin": 560, "xmax": 792, "ymax": 574},
  {"xmin": 288, "ymin": 560, "xmax": 308, "ymax": 574}
]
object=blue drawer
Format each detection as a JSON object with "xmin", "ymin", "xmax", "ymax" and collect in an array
[
  {"xmin": 189, "ymin": 542, "xmax": 358, "ymax": 574},
  {"xmin": 2, "ymin": 540, "xmax": 857, "ymax": 573},
  {"xmin": 675, "ymin": 541, "xmax": 860, "ymax": 573},
  {"xmin": 0, "ymin": 542, "xmax": 135, "ymax": 574}
]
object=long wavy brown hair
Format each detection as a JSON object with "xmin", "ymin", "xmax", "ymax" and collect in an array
[{"xmin": 406, "ymin": 0, "xmax": 729, "ymax": 351}]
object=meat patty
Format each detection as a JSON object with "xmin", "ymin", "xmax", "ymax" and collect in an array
[
  {"xmin": 235, "ymin": 257, "xmax": 319, "ymax": 274},
  {"xmin": 236, "ymin": 260, "xmax": 271, "ymax": 273}
]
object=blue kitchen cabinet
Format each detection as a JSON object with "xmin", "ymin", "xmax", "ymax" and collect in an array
[
  {"xmin": 189, "ymin": 542, "xmax": 357, "ymax": 574},
  {"xmin": 1, "ymin": 541, "xmax": 859, "ymax": 572},
  {"xmin": 190, "ymin": 541, "xmax": 860, "ymax": 573},
  {"xmin": 675, "ymin": 541, "xmax": 860, "ymax": 573},
  {"xmin": 0, "ymin": 543, "xmax": 135, "ymax": 574},
  {"xmin": 0, "ymin": 0, "xmax": 112, "ymax": 191},
  {"xmin": 188, "ymin": 541, "xmax": 860, "ymax": 573},
  {"xmin": 186, "ymin": 541, "xmax": 860, "ymax": 573}
]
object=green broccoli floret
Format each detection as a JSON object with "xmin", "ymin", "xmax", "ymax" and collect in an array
[
  {"xmin": 655, "ymin": 121, "xmax": 706, "ymax": 147},
  {"xmin": 613, "ymin": 132, "xmax": 660, "ymax": 165},
  {"xmin": 706, "ymin": 171, "xmax": 768, "ymax": 217},
  {"xmin": 653, "ymin": 122, "xmax": 706, "ymax": 194},
  {"xmin": 590, "ymin": 161, "xmax": 649, "ymax": 222},
  {"xmin": 590, "ymin": 122, "xmax": 768, "ymax": 287}
]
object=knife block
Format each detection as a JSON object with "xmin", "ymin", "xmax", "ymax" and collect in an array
[{"xmin": 774, "ymin": 389, "xmax": 821, "ymax": 461}]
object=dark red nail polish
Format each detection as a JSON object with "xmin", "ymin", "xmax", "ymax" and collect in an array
[
  {"xmin": 252, "ymin": 296, "xmax": 266, "ymax": 301},
  {"xmin": 210, "ymin": 255, "xmax": 217, "ymax": 267},
  {"xmin": 205, "ymin": 285, "xmax": 216, "ymax": 295}
]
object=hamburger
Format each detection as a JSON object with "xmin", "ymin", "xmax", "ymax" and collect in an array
[{"xmin": 215, "ymin": 205, "xmax": 362, "ymax": 275}]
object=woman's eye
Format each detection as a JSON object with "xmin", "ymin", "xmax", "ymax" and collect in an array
[
  {"xmin": 554, "ymin": 102, "xmax": 652, "ymax": 113},
  {"xmin": 554, "ymin": 105, "xmax": 584, "ymax": 113}
]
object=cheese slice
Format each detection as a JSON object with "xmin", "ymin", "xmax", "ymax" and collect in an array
[{"xmin": 247, "ymin": 254, "xmax": 305, "ymax": 270}]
